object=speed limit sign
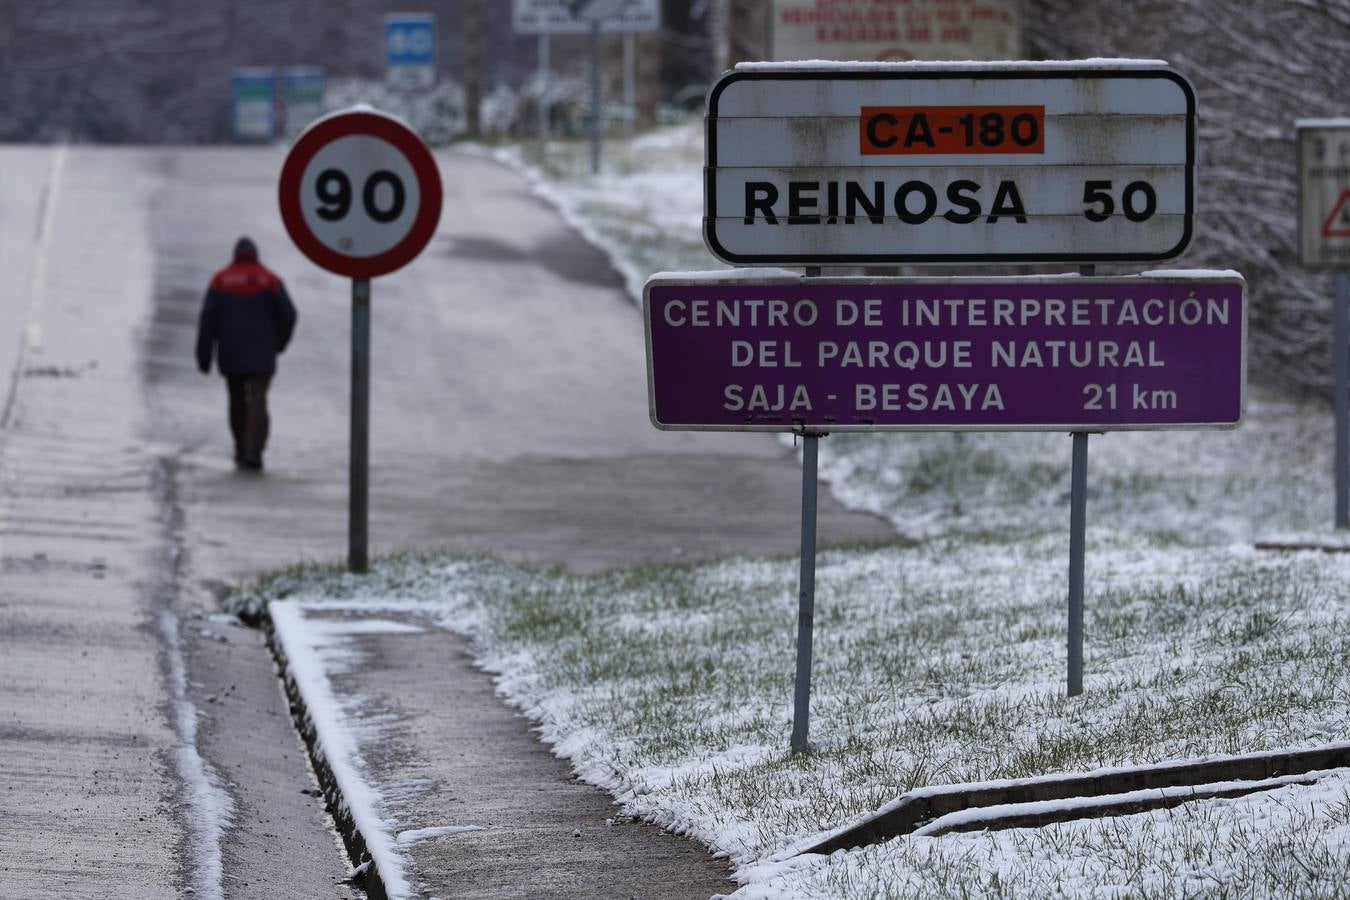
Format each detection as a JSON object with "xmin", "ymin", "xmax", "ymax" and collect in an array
[
  {"xmin": 279, "ymin": 107, "xmax": 442, "ymax": 278},
  {"xmin": 278, "ymin": 107, "xmax": 443, "ymax": 574}
]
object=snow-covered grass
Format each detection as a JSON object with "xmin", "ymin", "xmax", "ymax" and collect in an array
[{"xmin": 238, "ymin": 123, "xmax": 1350, "ymax": 896}]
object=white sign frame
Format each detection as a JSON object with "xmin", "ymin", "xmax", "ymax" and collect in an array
[{"xmin": 703, "ymin": 64, "xmax": 1197, "ymax": 266}]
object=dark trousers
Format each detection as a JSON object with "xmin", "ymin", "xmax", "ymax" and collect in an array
[{"xmin": 226, "ymin": 374, "xmax": 272, "ymax": 463}]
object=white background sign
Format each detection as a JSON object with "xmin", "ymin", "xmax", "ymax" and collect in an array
[
  {"xmin": 1297, "ymin": 120, "xmax": 1350, "ymax": 270},
  {"xmin": 298, "ymin": 135, "xmax": 422, "ymax": 258},
  {"xmin": 770, "ymin": 0, "xmax": 1021, "ymax": 62},
  {"xmin": 511, "ymin": 0, "xmax": 660, "ymax": 34},
  {"xmin": 704, "ymin": 65, "xmax": 1196, "ymax": 265}
]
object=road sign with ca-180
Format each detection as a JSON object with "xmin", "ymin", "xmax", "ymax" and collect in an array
[
  {"xmin": 278, "ymin": 108, "xmax": 443, "ymax": 279},
  {"xmin": 704, "ymin": 63, "xmax": 1196, "ymax": 265}
]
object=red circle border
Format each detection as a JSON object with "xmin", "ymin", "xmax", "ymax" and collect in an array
[{"xmin": 278, "ymin": 110, "xmax": 443, "ymax": 279}]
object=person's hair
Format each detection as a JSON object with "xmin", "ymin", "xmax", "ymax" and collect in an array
[{"xmin": 234, "ymin": 237, "xmax": 258, "ymax": 262}]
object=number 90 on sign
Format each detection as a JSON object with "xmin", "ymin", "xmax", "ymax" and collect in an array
[
  {"xmin": 279, "ymin": 108, "xmax": 442, "ymax": 279},
  {"xmin": 299, "ymin": 135, "xmax": 420, "ymax": 257}
]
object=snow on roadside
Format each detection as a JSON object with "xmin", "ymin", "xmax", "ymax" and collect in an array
[
  {"xmin": 459, "ymin": 120, "xmax": 716, "ymax": 304},
  {"xmin": 269, "ymin": 603, "xmax": 420, "ymax": 899},
  {"xmin": 236, "ymin": 525, "xmax": 1350, "ymax": 896}
]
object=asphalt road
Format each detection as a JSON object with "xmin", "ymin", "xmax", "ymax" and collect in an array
[{"xmin": 2, "ymin": 144, "xmax": 894, "ymax": 898}]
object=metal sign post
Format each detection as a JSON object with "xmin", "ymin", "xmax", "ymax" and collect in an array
[
  {"xmin": 791, "ymin": 430, "xmax": 821, "ymax": 753},
  {"xmin": 791, "ymin": 263, "xmax": 824, "ymax": 753},
  {"xmin": 623, "ymin": 31, "xmax": 636, "ymax": 134},
  {"xmin": 537, "ymin": 33, "xmax": 551, "ymax": 145},
  {"xmin": 1333, "ymin": 274, "xmax": 1347, "ymax": 530},
  {"xmin": 1067, "ymin": 431, "xmax": 1088, "ymax": 696},
  {"xmin": 278, "ymin": 108, "xmax": 443, "ymax": 574},
  {"xmin": 589, "ymin": 19, "xmax": 602, "ymax": 174},
  {"xmin": 574, "ymin": 0, "xmax": 630, "ymax": 176},
  {"xmin": 350, "ymin": 278, "xmax": 371, "ymax": 572},
  {"xmin": 1296, "ymin": 120, "xmax": 1350, "ymax": 526},
  {"xmin": 1066, "ymin": 263, "xmax": 1094, "ymax": 696}
]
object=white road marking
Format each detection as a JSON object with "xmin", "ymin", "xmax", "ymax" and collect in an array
[{"xmin": 24, "ymin": 143, "xmax": 67, "ymax": 355}]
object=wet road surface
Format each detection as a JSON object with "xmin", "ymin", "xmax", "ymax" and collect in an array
[{"xmin": 2, "ymin": 144, "xmax": 894, "ymax": 897}]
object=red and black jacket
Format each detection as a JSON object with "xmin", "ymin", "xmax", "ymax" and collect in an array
[{"xmin": 195, "ymin": 247, "xmax": 297, "ymax": 376}]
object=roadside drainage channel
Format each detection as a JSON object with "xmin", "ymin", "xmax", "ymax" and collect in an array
[
  {"xmin": 801, "ymin": 743, "xmax": 1350, "ymax": 854},
  {"xmin": 262, "ymin": 607, "xmax": 389, "ymax": 900}
]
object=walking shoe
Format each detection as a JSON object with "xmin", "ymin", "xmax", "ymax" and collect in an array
[{"xmin": 237, "ymin": 456, "xmax": 263, "ymax": 471}]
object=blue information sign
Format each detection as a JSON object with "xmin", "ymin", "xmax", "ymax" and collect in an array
[{"xmin": 385, "ymin": 13, "xmax": 436, "ymax": 86}]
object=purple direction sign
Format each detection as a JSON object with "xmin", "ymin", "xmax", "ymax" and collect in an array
[{"xmin": 644, "ymin": 273, "xmax": 1246, "ymax": 432}]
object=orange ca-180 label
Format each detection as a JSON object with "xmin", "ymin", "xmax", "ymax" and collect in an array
[{"xmin": 860, "ymin": 106, "xmax": 1045, "ymax": 155}]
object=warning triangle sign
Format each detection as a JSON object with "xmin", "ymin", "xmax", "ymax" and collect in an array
[{"xmin": 1324, "ymin": 189, "xmax": 1350, "ymax": 238}]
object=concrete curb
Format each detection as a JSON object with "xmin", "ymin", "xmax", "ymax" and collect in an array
[
  {"xmin": 802, "ymin": 742, "xmax": 1350, "ymax": 854},
  {"xmin": 262, "ymin": 612, "xmax": 389, "ymax": 900}
]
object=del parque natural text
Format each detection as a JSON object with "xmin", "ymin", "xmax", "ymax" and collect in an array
[{"xmin": 653, "ymin": 290, "xmax": 1236, "ymax": 418}]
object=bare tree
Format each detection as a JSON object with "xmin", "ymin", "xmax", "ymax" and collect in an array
[{"xmin": 1028, "ymin": 0, "xmax": 1350, "ymax": 396}]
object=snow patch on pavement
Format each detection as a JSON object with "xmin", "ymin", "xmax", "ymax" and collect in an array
[{"xmin": 396, "ymin": 825, "xmax": 487, "ymax": 845}]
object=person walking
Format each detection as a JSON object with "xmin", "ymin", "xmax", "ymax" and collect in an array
[{"xmin": 195, "ymin": 236, "xmax": 298, "ymax": 471}]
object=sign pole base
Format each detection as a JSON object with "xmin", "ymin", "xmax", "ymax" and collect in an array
[
  {"xmin": 791, "ymin": 431, "xmax": 822, "ymax": 754},
  {"xmin": 349, "ymin": 277, "xmax": 371, "ymax": 573}
]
